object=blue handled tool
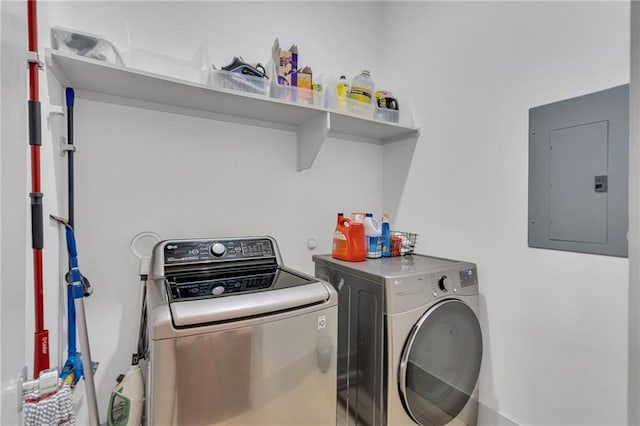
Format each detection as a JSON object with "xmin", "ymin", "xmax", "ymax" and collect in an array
[
  {"xmin": 58, "ymin": 221, "xmax": 85, "ymax": 386},
  {"xmin": 51, "ymin": 215, "xmax": 100, "ymax": 425}
]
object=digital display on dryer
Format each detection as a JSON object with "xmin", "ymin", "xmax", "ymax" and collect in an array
[{"xmin": 459, "ymin": 268, "xmax": 478, "ymax": 288}]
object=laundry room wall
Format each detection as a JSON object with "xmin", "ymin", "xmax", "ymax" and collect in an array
[
  {"xmin": 381, "ymin": 2, "xmax": 631, "ymax": 425},
  {"xmin": 35, "ymin": 1, "xmax": 388, "ymax": 423},
  {"xmin": 1, "ymin": 1, "xmax": 28, "ymax": 424}
]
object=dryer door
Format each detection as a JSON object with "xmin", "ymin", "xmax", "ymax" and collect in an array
[{"xmin": 398, "ymin": 299, "xmax": 482, "ymax": 426}]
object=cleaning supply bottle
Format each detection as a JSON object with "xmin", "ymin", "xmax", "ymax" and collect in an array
[
  {"xmin": 381, "ymin": 214, "xmax": 391, "ymax": 257},
  {"xmin": 349, "ymin": 70, "xmax": 375, "ymax": 104},
  {"xmin": 332, "ymin": 213, "xmax": 348, "ymax": 259},
  {"xmin": 364, "ymin": 213, "xmax": 382, "ymax": 258},
  {"xmin": 336, "ymin": 75, "xmax": 349, "ymax": 98},
  {"xmin": 336, "ymin": 75, "xmax": 349, "ymax": 109},
  {"xmin": 348, "ymin": 219, "xmax": 367, "ymax": 261},
  {"xmin": 332, "ymin": 215, "xmax": 366, "ymax": 262}
]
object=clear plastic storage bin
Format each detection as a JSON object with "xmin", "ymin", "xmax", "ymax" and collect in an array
[
  {"xmin": 210, "ymin": 70, "xmax": 269, "ymax": 96},
  {"xmin": 325, "ymin": 79, "xmax": 373, "ymax": 118},
  {"xmin": 329, "ymin": 93, "xmax": 374, "ymax": 118},
  {"xmin": 271, "ymin": 83, "xmax": 325, "ymax": 107},
  {"xmin": 327, "ymin": 80, "xmax": 413, "ymax": 124},
  {"xmin": 51, "ymin": 26, "xmax": 124, "ymax": 65},
  {"xmin": 374, "ymin": 105, "xmax": 400, "ymax": 123},
  {"xmin": 123, "ymin": 43, "xmax": 209, "ymax": 84}
]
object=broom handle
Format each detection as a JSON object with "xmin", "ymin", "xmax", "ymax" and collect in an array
[
  {"xmin": 74, "ymin": 298, "xmax": 99, "ymax": 426},
  {"xmin": 27, "ymin": 0, "xmax": 49, "ymax": 377},
  {"xmin": 66, "ymin": 226, "xmax": 99, "ymax": 425}
]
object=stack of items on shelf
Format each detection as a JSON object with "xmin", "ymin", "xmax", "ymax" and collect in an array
[
  {"xmin": 332, "ymin": 212, "xmax": 417, "ymax": 262},
  {"xmin": 329, "ymin": 71, "xmax": 401, "ymax": 122},
  {"xmin": 210, "ymin": 56, "xmax": 270, "ymax": 96},
  {"xmin": 270, "ymin": 39, "xmax": 325, "ymax": 106},
  {"xmin": 48, "ymin": 27, "xmax": 411, "ymax": 124}
]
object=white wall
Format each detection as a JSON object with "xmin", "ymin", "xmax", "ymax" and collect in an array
[
  {"xmin": 1, "ymin": 1, "xmax": 28, "ymax": 424},
  {"xmin": 38, "ymin": 2, "xmax": 387, "ymax": 423},
  {"xmin": 384, "ymin": 2, "xmax": 630, "ymax": 425}
]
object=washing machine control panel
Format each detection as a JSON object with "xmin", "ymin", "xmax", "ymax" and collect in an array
[
  {"xmin": 167, "ymin": 272, "xmax": 276, "ymax": 300},
  {"xmin": 163, "ymin": 238, "xmax": 275, "ymax": 265}
]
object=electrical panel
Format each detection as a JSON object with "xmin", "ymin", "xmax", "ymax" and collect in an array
[{"xmin": 528, "ymin": 85, "xmax": 629, "ymax": 257}]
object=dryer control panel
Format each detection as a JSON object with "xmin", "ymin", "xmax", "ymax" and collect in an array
[
  {"xmin": 386, "ymin": 266, "xmax": 478, "ymax": 314},
  {"xmin": 428, "ymin": 268, "xmax": 478, "ymax": 296}
]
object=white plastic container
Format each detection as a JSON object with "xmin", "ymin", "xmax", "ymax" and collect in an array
[
  {"xmin": 374, "ymin": 104, "xmax": 400, "ymax": 123},
  {"xmin": 327, "ymin": 79, "xmax": 374, "ymax": 118},
  {"xmin": 51, "ymin": 26, "xmax": 124, "ymax": 65},
  {"xmin": 364, "ymin": 213, "xmax": 382, "ymax": 259},
  {"xmin": 210, "ymin": 69, "xmax": 269, "ymax": 96},
  {"xmin": 123, "ymin": 43, "xmax": 210, "ymax": 84},
  {"xmin": 272, "ymin": 83, "xmax": 325, "ymax": 106},
  {"xmin": 349, "ymin": 70, "xmax": 375, "ymax": 104}
]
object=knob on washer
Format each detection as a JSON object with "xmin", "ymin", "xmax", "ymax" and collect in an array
[
  {"xmin": 438, "ymin": 275, "xmax": 449, "ymax": 292},
  {"xmin": 210, "ymin": 243, "xmax": 226, "ymax": 257}
]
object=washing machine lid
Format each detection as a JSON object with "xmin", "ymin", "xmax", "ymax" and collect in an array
[
  {"xmin": 169, "ymin": 280, "xmax": 331, "ymax": 327},
  {"xmin": 399, "ymin": 298, "xmax": 482, "ymax": 426}
]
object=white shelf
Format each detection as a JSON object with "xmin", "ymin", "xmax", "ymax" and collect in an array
[{"xmin": 45, "ymin": 49, "xmax": 420, "ymax": 170}]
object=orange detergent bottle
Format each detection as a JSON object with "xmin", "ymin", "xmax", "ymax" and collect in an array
[{"xmin": 332, "ymin": 215, "xmax": 367, "ymax": 262}]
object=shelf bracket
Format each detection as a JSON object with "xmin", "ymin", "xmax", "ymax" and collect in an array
[{"xmin": 296, "ymin": 112, "xmax": 329, "ymax": 171}]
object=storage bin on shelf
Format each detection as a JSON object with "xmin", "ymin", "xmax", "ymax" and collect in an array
[
  {"xmin": 271, "ymin": 82, "xmax": 325, "ymax": 107},
  {"xmin": 327, "ymin": 88, "xmax": 374, "ymax": 118},
  {"xmin": 390, "ymin": 231, "xmax": 418, "ymax": 256},
  {"xmin": 123, "ymin": 43, "xmax": 210, "ymax": 85},
  {"xmin": 51, "ymin": 26, "xmax": 124, "ymax": 66},
  {"xmin": 209, "ymin": 69, "xmax": 270, "ymax": 96},
  {"xmin": 374, "ymin": 104, "xmax": 400, "ymax": 123},
  {"xmin": 326, "ymin": 79, "xmax": 413, "ymax": 124}
]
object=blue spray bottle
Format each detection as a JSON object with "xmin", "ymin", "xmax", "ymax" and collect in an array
[{"xmin": 381, "ymin": 214, "xmax": 391, "ymax": 257}]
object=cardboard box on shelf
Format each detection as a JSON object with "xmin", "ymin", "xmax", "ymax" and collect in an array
[
  {"xmin": 272, "ymin": 38, "xmax": 298, "ymax": 86},
  {"xmin": 297, "ymin": 66, "xmax": 312, "ymax": 90}
]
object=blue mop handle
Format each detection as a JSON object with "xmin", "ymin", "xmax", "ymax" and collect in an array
[
  {"xmin": 65, "ymin": 225, "xmax": 82, "ymax": 361},
  {"xmin": 66, "ymin": 282, "xmax": 77, "ymax": 356},
  {"xmin": 64, "ymin": 224, "xmax": 100, "ymax": 425},
  {"xmin": 65, "ymin": 225, "xmax": 84, "ymax": 300}
]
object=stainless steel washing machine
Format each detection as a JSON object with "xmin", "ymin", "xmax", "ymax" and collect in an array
[
  {"xmin": 145, "ymin": 236, "xmax": 337, "ymax": 425},
  {"xmin": 313, "ymin": 254, "xmax": 482, "ymax": 426}
]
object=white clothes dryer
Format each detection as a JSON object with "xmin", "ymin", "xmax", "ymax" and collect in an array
[{"xmin": 314, "ymin": 254, "xmax": 482, "ymax": 426}]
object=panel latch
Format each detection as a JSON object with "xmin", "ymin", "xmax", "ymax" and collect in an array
[{"xmin": 594, "ymin": 175, "xmax": 608, "ymax": 193}]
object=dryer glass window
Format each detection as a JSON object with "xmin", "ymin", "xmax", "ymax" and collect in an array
[{"xmin": 399, "ymin": 299, "xmax": 482, "ymax": 426}]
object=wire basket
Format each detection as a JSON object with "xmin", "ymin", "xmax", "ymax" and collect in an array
[{"xmin": 390, "ymin": 231, "xmax": 418, "ymax": 256}]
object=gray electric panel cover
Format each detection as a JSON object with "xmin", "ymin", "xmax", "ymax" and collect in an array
[{"xmin": 528, "ymin": 85, "xmax": 628, "ymax": 257}]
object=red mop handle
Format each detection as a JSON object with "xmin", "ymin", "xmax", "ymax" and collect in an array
[{"xmin": 27, "ymin": 0, "xmax": 49, "ymax": 377}]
